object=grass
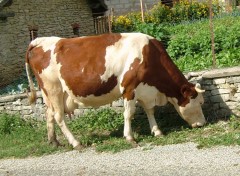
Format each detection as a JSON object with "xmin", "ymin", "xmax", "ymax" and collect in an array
[{"xmin": 0, "ymin": 109, "xmax": 239, "ymax": 159}]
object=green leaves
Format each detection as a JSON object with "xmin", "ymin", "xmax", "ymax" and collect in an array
[
  {"xmin": 166, "ymin": 15, "xmax": 240, "ymax": 71},
  {"xmin": 134, "ymin": 22, "xmax": 170, "ymax": 47}
]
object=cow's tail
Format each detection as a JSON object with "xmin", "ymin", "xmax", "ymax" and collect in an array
[{"xmin": 25, "ymin": 43, "xmax": 37, "ymax": 105}]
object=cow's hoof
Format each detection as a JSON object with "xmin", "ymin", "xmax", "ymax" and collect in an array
[
  {"xmin": 130, "ymin": 141, "xmax": 139, "ymax": 148},
  {"xmin": 126, "ymin": 138, "xmax": 139, "ymax": 148},
  {"xmin": 154, "ymin": 130, "xmax": 163, "ymax": 137},
  {"xmin": 49, "ymin": 140, "xmax": 62, "ymax": 148},
  {"xmin": 74, "ymin": 144, "xmax": 85, "ymax": 151}
]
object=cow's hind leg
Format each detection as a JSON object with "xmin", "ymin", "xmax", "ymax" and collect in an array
[
  {"xmin": 47, "ymin": 90, "xmax": 81, "ymax": 149},
  {"xmin": 46, "ymin": 107, "xmax": 61, "ymax": 147},
  {"xmin": 42, "ymin": 91, "xmax": 60, "ymax": 146},
  {"xmin": 123, "ymin": 99, "xmax": 136, "ymax": 142}
]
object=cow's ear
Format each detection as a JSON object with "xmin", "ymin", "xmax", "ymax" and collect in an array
[{"xmin": 180, "ymin": 84, "xmax": 193, "ymax": 98}]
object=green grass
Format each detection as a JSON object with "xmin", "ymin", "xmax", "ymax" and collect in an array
[
  {"xmin": 0, "ymin": 109, "xmax": 239, "ymax": 159},
  {"xmin": 0, "ymin": 114, "xmax": 67, "ymax": 158}
]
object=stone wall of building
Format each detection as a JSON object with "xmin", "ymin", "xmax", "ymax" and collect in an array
[
  {"xmin": 0, "ymin": 67, "xmax": 239, "ymax": 121},
  {"xmin": 105, "ymin": 0, "xmax": 161, "ymax": 15},
  {"xmin": 0, "ymin": 0, "xmax": 94, "ymax": 88}
]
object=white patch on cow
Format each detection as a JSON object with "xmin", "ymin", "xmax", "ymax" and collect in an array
[
  {"xmin": 135, "ymin": 83, "xmax": 168, "ymax": 109},
  {"xmin": 31, "ymin": 37, "xmax": 62, "ymax": 52},
  {"xmin": 101, "ymin": 33, "xmax": 151, "ymax": 86},
  {"xmin": 168, "ymin": 95, "xmax": 206, "ymax": 127}
]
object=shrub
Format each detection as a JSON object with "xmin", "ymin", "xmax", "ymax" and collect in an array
[
  {"xmin": 134, "ymin": 22, "xmax": 170, "ymax": 47},
  {"xmin": 167, "ymin": 15, "xmax": 240, "ymax": 71},
  {"xmin": 0, "ymin": 114, "xmax": 28, "ymax": 134},
  {"xmin": 112, "ymin": 0, "xmax": 222, "ymax": 30},
  {"xmin": 148, "ymin": 2, "xmax": 172, "ymax": 24}
]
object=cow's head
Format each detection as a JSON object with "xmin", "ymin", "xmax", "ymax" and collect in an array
[{"xmin": 170, "ymin": 83, "xmax": 206, "ymax": 128}]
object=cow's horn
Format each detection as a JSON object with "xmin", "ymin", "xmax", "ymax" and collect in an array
[{"xmin": 195, "ymin": 83, "xmax": 205, "ymax": 93}]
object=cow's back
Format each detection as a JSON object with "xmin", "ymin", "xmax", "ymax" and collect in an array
[{"xmin": 28, "ymin": 33, "xmax": 152, "ymax": 107}]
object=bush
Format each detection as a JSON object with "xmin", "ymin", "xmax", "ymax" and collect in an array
[
  {"xmin": 166, "ymin": 15, "xmax": 240, "ymax": 71},
  {"xmin": 0, "ymin": 114, "xmax": 28, "ymax": 134},
  {"xmin": 112, "ymin": 3, "xmax": 240, "ymax": 72},
  {"xmin": 112, "ymin": 0, "xmax": 222, "ymax": 30},
  {"xmin": 134, "ymin": 22, "xmax": 170, "ymax": 47}
]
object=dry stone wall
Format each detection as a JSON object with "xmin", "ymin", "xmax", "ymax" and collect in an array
[
  {"xmin": 0, "ymin": 67, "xmax": 239, "ymax": 121},
  {"xmin": 0, "ymin": 0, "xmax": 94, "ymax": 88}
]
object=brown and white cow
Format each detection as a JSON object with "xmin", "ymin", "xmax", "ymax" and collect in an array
[{"xmin": 25, "ymin": 33, "xmax": 206, "ymax": 149}]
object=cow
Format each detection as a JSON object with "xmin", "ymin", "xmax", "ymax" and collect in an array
[{"xmin": 25, "ymin": 33, "xmax": 206, "ymax": 149}]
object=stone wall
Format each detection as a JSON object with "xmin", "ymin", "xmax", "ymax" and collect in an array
[
  {"xmin": 0, "ymin": 0, "xmax": 94, "ymax": 88},
  {"xmin": 0, "ymin": 67, "xmax": 239, "ymax": 121},
  {"xmin": 105, "ymin": 0, "xmax": 160, "ymax": 15}
]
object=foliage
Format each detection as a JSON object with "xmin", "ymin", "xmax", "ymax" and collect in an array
[
  {"xmin": 134, "ymin": 22, "xmax": 170, "ymax": 47},
  {"xmin": 167, "ymin": 15, "xmax": 240, "ymax": 71},
  {"xmin": 113, "ymin": 10, "xmax": 240, "ymax": 72},
  {"xmin": 112, "ymin": 0, "xmax": 222, "ymax": 31}
]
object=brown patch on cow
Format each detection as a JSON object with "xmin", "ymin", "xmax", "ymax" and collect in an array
[
  {"xmin": 55, "ymin": 34, "xmax": 121, "ymax": 97},
  {"xmin": 29, "ymin": 47, "xmax": 51, "ymax": 74},
  {"xmin": 121, "ymin": 58, "xmax": 141, "ymax": 100},
  {"xmin": 28, "ymin": 46, "xmax": 51, "ymax": 96},
  {"xmin": 138, "ymin": 38, "xmax": 198, "ymax": 106}
]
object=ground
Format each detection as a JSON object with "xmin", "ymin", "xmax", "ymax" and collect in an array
[{"xmin": 0, "ymin": 142, "xmax": 239, "ymax": 176}]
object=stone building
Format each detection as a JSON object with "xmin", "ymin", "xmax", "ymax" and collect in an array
[
  {"xmin": 0, "ymin": 0, "xmax": 95, "ymax": 88},
  {"xmin": 104, "ymin": 0, "xmax": 164, "ymax": 15}
]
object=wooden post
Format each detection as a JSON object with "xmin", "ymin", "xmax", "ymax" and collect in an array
[
  {"xmin": 209, "ymin": 0, "xmax": 216, "ymax": 69},
  {"xmin": 140, "ymin": 0, "xmax": 144, "ymax": 22},
  {"xmin": 28, "ymin": 25, "xmax": 38, "ymax": 41},
  {"xmin": 71, "ymin": 23, "xmax": 80, "ymax": 37},
  {"xmin": 108, "ymin": 8, "xmax": 114, "ymax": 33}
]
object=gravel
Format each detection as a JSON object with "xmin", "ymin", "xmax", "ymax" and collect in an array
[{"xmin": 0, "ymin": 142, "xmax": 239, "ymax": 176}]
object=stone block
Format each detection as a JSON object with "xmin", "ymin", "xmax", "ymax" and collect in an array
[
  {"xmin": 210, "ymin": 94, "xmax": 230, "ymax": 103},
  {"xmin": 13, "ymin": 99, "xmax": 21, "ymax": 105},
  {"xmin": 226, "ymin": 77, "xmax": 240, "ymax": 84},
  {"xmin": 213, "ymin": 78, "xmax": 226, "ymax": 84},
  {"xmin": 233, "ymin": 93, "xmax": 240, "ymax": 101},
  {"xmin": 21, "ymin": 110, "xmax": 32, "ymax": 115},
  {"xmin": 211, "ymin": 89, "xmax": 220, "ymax": 96},
  {"xmin": 203, "ymin": 85, "xmax": 217, "ymax": 90},
  {"xmin": 225, "ymin": 102, "xmax": 237, "ymax": 109},
  {"xmin": 213, "ymin": 103, "xmax": 220, "ymax": 109},
  {"xmin": 22, "ymin": 106, "xmax": 33, "ymax": 110},
  {"xmin": 231, "ymin": 76, "xmax": 240, "ymax": 83},
  {"xmin": 202, "ymin": 79, "xmax": 213, "ymax": 85},
  {"xmin": 36, "ymin": 98, "xmax": 43, "ymax": 104},
  {"xmin": 112, "ymin": 99, "xmax": 124, "ymax": 107},
  {"xmin": 218, "ymin": 88, "xmax": 231, "ymax": 94}
]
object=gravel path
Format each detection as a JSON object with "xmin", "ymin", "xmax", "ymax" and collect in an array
[{"xmin": 0, "ymin": 143, "xmax": 239, "ymax": 176}]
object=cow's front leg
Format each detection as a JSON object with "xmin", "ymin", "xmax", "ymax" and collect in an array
[
  {"xmin": 123, "ymin": 99, "xmax": 136, "ymax": 142},
  {"xmin": 144, "ymin": 108, "xmax": 162, "ymax": 136}
]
